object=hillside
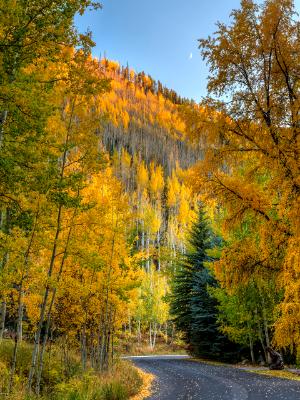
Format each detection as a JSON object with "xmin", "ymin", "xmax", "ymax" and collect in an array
[{"xmin": 97, "ymin": 58, "xmax": 201, "ymax": 172}]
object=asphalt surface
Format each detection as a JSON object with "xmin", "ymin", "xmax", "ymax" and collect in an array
[{"xmin": 130, "ymin": 355, "xmax": 300, "ymax": 400}]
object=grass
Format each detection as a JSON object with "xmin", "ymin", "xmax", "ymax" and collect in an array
[
  {"xmin": 190, "ymin": 355, "xmax": 300, "ymax": 382},
  {"xmin": 118, "ymin": 335, "xmax": 186, "ymax": 356},
  {"xmin": 0, "ymin": 340, "xmax": 144, "ymax": 400},
  {"xmin": 53, "ymin": 360, "xmax": 143, "ymax": 400},
  {"xmin": 189, "ymin": 357, "xmax": 229, "ymax": 367},
  {"xmin": 247, "ymin": 369, "xmax": 300, "ymax": 381}
]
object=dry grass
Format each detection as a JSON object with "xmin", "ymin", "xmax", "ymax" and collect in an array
[{"xmin": 120, "ymin": 338, "xmax": 186, "ymax": 356}]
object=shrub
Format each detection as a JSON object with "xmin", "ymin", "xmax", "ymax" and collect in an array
[
  {"xmin": 101, "ymin": 382, "xmax": 128, "ymax": 400},
  {"xmin": 0, "ymin": 340, "xmax": 32, "ymax": 377},
  {"xmin": 112, "ymin": 361, "xmax": 142, "ymax": 397},
  {"xmin": 0, "ymin": 360, "xmax": 9, "ymax": 392}
]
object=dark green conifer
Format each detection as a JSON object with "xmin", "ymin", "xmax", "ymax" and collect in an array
[{"xmin": 171, "ymin": 208, "xmax": 239, "ymax": 360}]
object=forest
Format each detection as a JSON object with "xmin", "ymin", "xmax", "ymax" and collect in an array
[{"xmin": 0, "ymin": 0, "xmax": 299, "ymax": 399}]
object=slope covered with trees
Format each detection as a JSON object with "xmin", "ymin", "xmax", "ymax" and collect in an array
[{"xmin": 97, "ymin": 57, "xmax": 202, "ymax": 172}]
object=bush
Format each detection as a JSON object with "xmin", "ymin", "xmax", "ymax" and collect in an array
[
  {"xmin": 101, "ymin": 382, "xmax": 128, "ymax": 400},
  {"xmin": 0, "ymin": 360, "xmax": 9, "ymax": 392},
  {"xmin": 0, "ymin": 340, "xmax": 32, "ymax": 377},
  {"xmin": 112, "ymin": 361, "xmax": 142, "ymax": 397}
]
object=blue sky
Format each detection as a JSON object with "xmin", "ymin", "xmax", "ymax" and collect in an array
[{"xmin": 75, "ymin": 0, "xmax": 300, "ymax": 102}]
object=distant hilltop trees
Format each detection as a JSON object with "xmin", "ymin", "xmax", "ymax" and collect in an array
[{"xmin": 99, "ymin": 57, "xmax": 195, "ymax": 106}]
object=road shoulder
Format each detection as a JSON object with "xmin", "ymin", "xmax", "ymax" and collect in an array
[{"xmin": 131, "ymin": 366, "xmax": 155, "ymax": 400}]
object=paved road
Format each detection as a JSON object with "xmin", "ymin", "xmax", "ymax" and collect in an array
[{"xmin": 130, "ymin": 355, "xmax": 300, "ymax": 400}]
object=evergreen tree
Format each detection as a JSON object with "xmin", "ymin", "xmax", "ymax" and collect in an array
[{"xmin": 171, "ymin": 208, "xmax": 239, "ymax": 360}]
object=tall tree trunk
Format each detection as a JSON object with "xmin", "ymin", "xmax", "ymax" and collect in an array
[
  {"xmin": 8, "ymin": 206, "xmax": 39, "ymax": 394},
  {"xmin": 146, "ymin": 233, "xmax": 150, "ymax": 272},
  {"xmin": 128, "ymin": 312, "xmax": 132, "ymax": 335},
  {"xmin": 0, "ymin": 110, "xmax": 8, "ymax": 148},
  {"xmin": 262, "ymin": 307, "xmax": 270, "ymax": 347},
  {"xmin": 248, "ymin": 334, "xmax": 255, "ymax": 364},
  {"xmin": 99, "ymin": 216, "xmax": 118, "ymax": 372},
  {"xmin": 27, "ymin": 204, "xmax": 63, "ymax": 392},
  {"xmin": 81, "ymin": 324, "xmax": 87, "ymax": 371},
  {"xmin": 8, "ymin": 288, "xmax": 24, "ymax": 393},
  {"xmin": 165, "ymin": 322, "xmax": 168, "ymax": 344},
  {"xmin": 137, "ymin": 320, "xmax": 141, "ymax": 345},
  {"xmin": 35, "ymin": 206, "xmax": 77, "ymax": 395},
  {"xmin": 0, "ymin": 301, "xmax": 6, "ymax": 341},
  {"xmin": 152, "ymin": 323, "xmax": 157, "ymax": 350},
  {"xmin": 149, "ymin": 322, "xmax": 152, "ymax": 349},
  {"xmin": 0, "ymin": 208, "xmax": 10, "ymax": 341},
  {"xmin": 257, "ymin": 321, "xmax": 267, "ymax": 362},
  {"xmin": 171, "ymin": 322, "xmax": 175, "ymax": 344},
  {"xmin": 28, "ymin": 99, "xmax": 75, "ymax": 394},
  {"xmin": 111, "ymin": 319, "xmax": 115, "ymax": 367}
]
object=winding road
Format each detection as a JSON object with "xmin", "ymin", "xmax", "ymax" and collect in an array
[{"xmin": 130, "ymin": 355, "xmax": 300, "ymax": 399}]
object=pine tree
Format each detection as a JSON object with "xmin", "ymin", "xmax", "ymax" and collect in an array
[{"xmin": 171, "ymin": 208, "xmax": 238, "ymax": 360}]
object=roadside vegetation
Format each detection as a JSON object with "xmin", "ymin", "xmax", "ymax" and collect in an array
[{"xmin": 0, "ymin": 340, "xmax": 142, "ymax": 400}]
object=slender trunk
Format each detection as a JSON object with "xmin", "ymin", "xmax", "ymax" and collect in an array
[
  {"xmin": 136, "ymin": 219, "xmax": 139, "ymax": 250},
  {"xmin": 157, "ymin": 230, "xmax": 161, "ymax": 271},
  {"xmin": 165, "ymin": 322, "xmax": 168, "ymax": 344},
  {"xmin": 35, "ymin": 290, "xmax": 54, "ymax": 395},
  {"xmin": 0, "ymin": 208, "xmax": 10, "ymax": 341},
  {"xmin": 27, "ymin": 204, "xmax": 63, "ymax": 392},
  {"xmin": 35, "ymin": 207, "xmax": 77, "ymax": 394},
  {"xmin": 137, "ymin": 320, "xmax": 141, "ymax": 345},
  {"xmin": 128, "ymin": 312, "xmax": 132, "ymax": 335},
  {"xmin": 152, "ymin": 323, "xmax": 157, "ymax": 350},
  {"xmin": 99, "ymin": 326, "xmax": 107, "ymax": 371},
  {"xmin": 258, "ymin": 323, "xmax": 267, "ymax": 362},
  {"xmin": 99, "ymin": 213, "xmax": 118, "ymax": 371},
  {"xmin": 171, "ymin": 322, "xmax": 175, "ymax": 344},
  {"xmin": 149, "ymin": 322, "xmax": 152, "ymax": 349},
  {"xmin": 0, "ymin": 301, "xmax": 6, "ymax": 340},
  {"xmin": 9, "ymin": 208, "xmax": 39, "ymax": 393},
  {"xmin": 90, "ymin": 330, "xmax": 96, "ymax": 369},
  {"xmin": 96, "ymin": 316, "xmax": 102, "ymax": 369},
  {"xmin": 146, "ymin": 233, "xmax": 150, "ymax": 272},
  {"xmin": 0, "ymin": 110, "xmax": 8, "ymax": 148},
  {"xmin": 81, "ymin": 324, "xmax": 87, "ymax": 371},
  {"xmin": 98, "ymin": 306, "xmax": 109, "ymax": 372},
  {"xmin": 17, "ymin": 302, "xmax": 23, "ymax": 343},
  {"xmin": 16, "ymin": 289, "xmax": 23, "ymax": 341},
  {"xmin": 262, "ymin": 307, "xmax": 270, "ymax": 347},
  {"xmin": 100, "ymin": 305, "xmax": 113, "ymax": 372},
  {"xmin": 141, "ymin": 224, "xmax": 145, "ymax": 251},
  {"xmin": 248, "ymin": 334, "xmax": 255, "ymax": 364},
  {"xmin": 28, "ymin": 99, "xmax": 76, "ymax": 393},
  {"xmin": 105, "ymin": 312, "xmax": 112, "ymax": 371},
  {"xmin": 111, "ymin": 324, "xmax": 115, "ymax": 366},
  {"xmin": 81, "ymin": 271, "xmax": 96, "ymax": 370},
  {"xmin": 8, "ymin": 288, "xmax": 23, "ymax": 393}
]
